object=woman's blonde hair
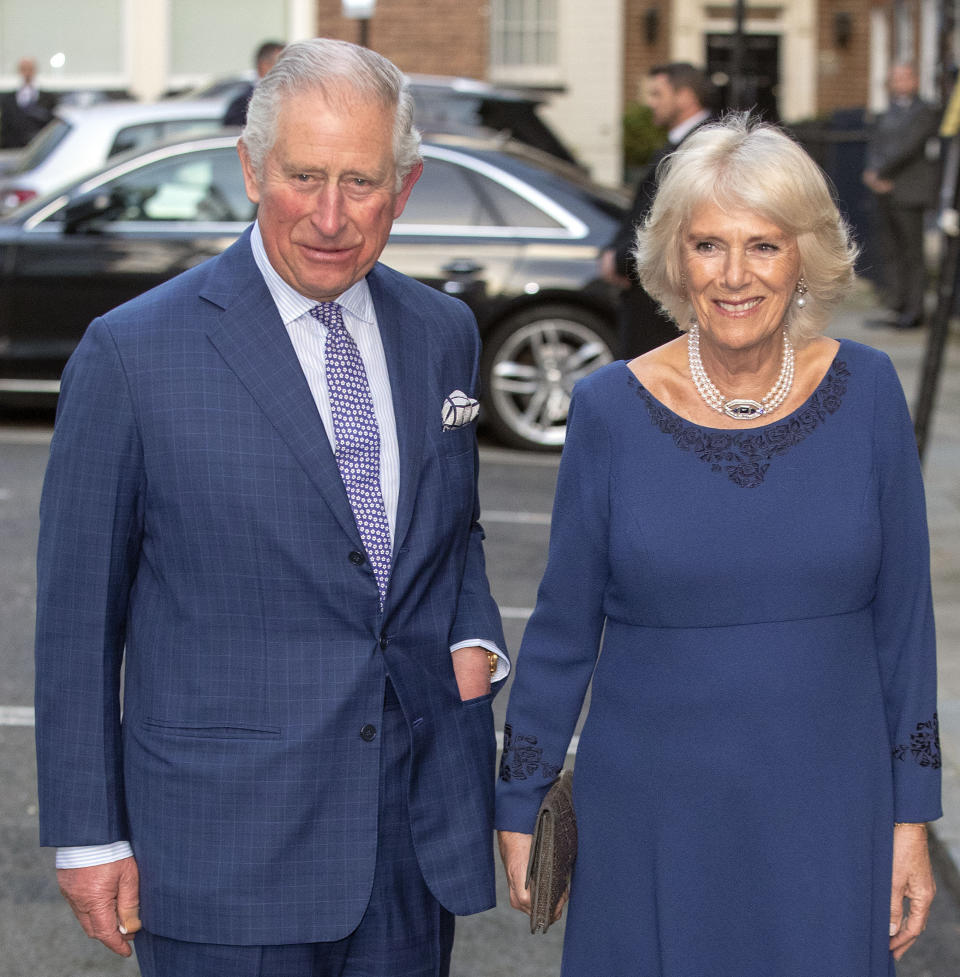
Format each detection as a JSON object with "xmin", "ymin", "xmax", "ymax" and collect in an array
[{"xmin": 633, "ymin": 113, "xmax": 858, "ymax": 345}]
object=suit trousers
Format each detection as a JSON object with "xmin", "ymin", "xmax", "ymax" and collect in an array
[
  {"xmin": 873, "ymin": 194, "xmax": 927, "ymax": 325},
  {"xmin": 134, "ymin": 682, "xmax": 455, "ymax": 977}
]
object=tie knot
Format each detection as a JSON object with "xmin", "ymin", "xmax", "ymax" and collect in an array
[{"xmin": 309, "ymin": 302, "xmax": 344, "ymax": 330}]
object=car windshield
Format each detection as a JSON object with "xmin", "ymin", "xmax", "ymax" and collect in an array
[{"xmin": 11, "ymin": 119, "xmax": 72, "ymax": 175}]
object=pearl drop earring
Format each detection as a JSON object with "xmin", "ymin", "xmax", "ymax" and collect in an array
[{"xmin": 795, "ymin": 277, "xmax": 808, "ymax": 309}]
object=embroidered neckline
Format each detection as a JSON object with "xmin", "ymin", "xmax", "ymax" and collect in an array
[{"xmin": 627, "ymin": 356, "xmax": 851, "ymax": 488}]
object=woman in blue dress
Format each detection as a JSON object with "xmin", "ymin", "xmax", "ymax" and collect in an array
[{"xmin": 495, "ymin": 115, "xmax": 940, "ymax": 976}]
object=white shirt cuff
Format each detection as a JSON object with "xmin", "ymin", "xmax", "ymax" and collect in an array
[
  {"xmin": 56, "ymin": 841, "xmax": 134, "ymax": 869},
  {"xmin": 450, "ymin": 638, "xmax": 510, "ymax": 682}
]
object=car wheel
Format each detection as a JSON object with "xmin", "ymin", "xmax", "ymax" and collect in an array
[{"xmin": 481, "ymin": 303, "xmax": 616, "ymax": 451}]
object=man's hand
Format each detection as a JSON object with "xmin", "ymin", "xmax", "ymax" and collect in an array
[
  {"xmin": 889, "ymin": 822, "xmax": 936, "ymax": 960},
  {"xmin": 57, "ymin": 856, "xmax": 141, "ymax": 957},
  {"xmin": 599, "ymin": 248, "xmax": 631, "ymax": 289},
  {"xmin": 451, "ymin": 645, "xmax": 492, "ymax": 701}
]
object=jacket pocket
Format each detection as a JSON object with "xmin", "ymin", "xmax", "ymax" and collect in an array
[{"xmin": 141, "ymin": 718, "xmax": 282, "ymax": 740}]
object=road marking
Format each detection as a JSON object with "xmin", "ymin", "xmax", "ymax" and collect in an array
[
  {"xmin": 483, "ymin": 509, "xmax": 551, "ymax": 526},
  {"xmin": 499, "ymin": 607, "xmax": 533, "ymax": 620},
  {"xmin": 479, "ymin": 446, "xmax": 561, "ymax": 467},
  {"xmin": 0, "ymin": 706, "xmax": 35, "ymax": 726},
  {"xmin": 497, "ymin": 729, "xmax": 579, "ymax": 756}
]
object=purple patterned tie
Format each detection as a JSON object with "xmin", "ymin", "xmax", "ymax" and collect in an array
[{"xmin": 310, "ymin": 302, "xmax": 391, "ymax": 608}]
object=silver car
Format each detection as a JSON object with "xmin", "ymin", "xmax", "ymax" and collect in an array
[{"xmin": 0, "ymin": 99, "xmax": 227, "ymax": 213}]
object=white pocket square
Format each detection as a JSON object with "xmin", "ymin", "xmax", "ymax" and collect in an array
[{"xmin": 442, "ymin": 390, "xmax": 480, "ymax": 431}]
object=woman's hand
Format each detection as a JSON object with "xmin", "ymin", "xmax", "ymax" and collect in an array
[
  {"xmin": 498, "ymin": 830, "xmax": 534, "ymax": 916},
  {"xmin": 497, "ymin": 830, "xmax": 570, "ymax": 923},
  {"xmin": 889, "ymin": 822, "xmax": 936, "ymax": 960}
]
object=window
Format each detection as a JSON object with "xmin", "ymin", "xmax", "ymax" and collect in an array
[
  {"xmin": 490, "ymin": 0, "xmax": 559, "ymax": 83},
  {"xmin": 109, "ymin": 118, "xmax": 221, "ymax": 158},
  {"xmin": 396, "ymin": 157, "xmax": 561, "ymax": 230},
  {"xmin": 69, "ymin": 148, "xmax": 253, "ymax": 223}
]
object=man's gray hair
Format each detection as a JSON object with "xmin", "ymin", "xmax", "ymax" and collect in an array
[{"xmin": 241, "ymin": 37, "xmax": 421, "ymax": 190}]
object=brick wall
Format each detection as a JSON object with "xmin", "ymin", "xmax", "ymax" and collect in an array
[
  {"xmin": 816, "ymin": 0, "xmax": 873, "ymax": 118},
  {"xmin": 622, "ymin": 0, "xmax": 673, "ymax": 107},
  {"xmin": 313, "ymin": 0, "xmax": 489, "ymax": 79}
]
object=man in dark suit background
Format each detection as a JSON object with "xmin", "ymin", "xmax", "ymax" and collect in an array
[
  {"xmin": 600, "ymin": 62, "xmax": 714, "ymax": 357},
  {"xmin": 863, "ymin": 62, "xmax": 941, "ymax": 330},
  {"xmin": 36, "ymin": 37, "xmax": 507, "ymax": 977},
  {"xmin": 0, "ymin": 56, "xmax": 56, "ymax": 148},
  {"xmin": 222, "ymin": 39, "xmax": 285, "ymax": 127}
]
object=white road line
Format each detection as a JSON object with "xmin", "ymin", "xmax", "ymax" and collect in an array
[
  {"xmin": 478, "ymin": 446, "xmax": 561, "ymax": 467},
  {"xmin": 0, "ymin": 430, "xmax": 53, "ymax": 445},
  {"xmin": 483, "ymin": 510, "xmax": 551, "ymax": 526},
  {"xmin": 0, "ymin": 706, "xmax": 35, "ymax": 726}
]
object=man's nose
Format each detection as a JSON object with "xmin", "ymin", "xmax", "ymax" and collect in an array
[{"xmin": 312, "ymin": 185, "xmax": 347, "ymax": 236}]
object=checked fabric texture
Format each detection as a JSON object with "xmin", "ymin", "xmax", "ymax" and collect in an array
[{"xmin": 311, "ymin": 302, "xmax": 392, "ymax": 607}]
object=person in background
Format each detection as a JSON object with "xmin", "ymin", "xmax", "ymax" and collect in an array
[
  {"xmin": 36, "ymin": 37, "xmax": 507, "ymax": 977},
  {"xmin": 498, "ymin": 114, "xmax": 938, "ymax": 977},
  {"xmin": 863, "ymin": 62, "xmax": 941, "ymax": 331},
  {"xmin": 599, "ymin": 62, "xmax": 714, "ymax": 357},
  {"xmin": 0, "ymin": 57, "xmax": 56, "ymax": 148},
  {"xmin": 222, "ymin": 39, "xmax": 285, "ymax": 127}
]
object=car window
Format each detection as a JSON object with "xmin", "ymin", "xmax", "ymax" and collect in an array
[
  {"xmin": 10, "ymin": 119, "xmax": 71, "ymax": 174},
  {"xmin": 88, "ymin": 148, "xmax": 253, "ymax": 222},
  {"xmin": 109, "ymin": 119, "xmax": 220, "ymax": 158},
  {"xmin": 396, "ymin": 156, "xmax": 562, "ymax": 229}
]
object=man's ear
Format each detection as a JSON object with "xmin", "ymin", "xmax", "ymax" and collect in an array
[
  {"xmin": 392, "ymin": 160, "xmax": 424, "ymax": 220},
  {"xmin": 237, "ymin": 141, "xmax": 262, "ymax": 206}
]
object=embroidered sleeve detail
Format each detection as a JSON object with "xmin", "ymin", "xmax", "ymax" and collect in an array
[
  {"xmin": 893, "ymin": 713, "xmax": 941, "ymax": 769},
  {"xmin": 630, "ymin": 360, "xmax": 850, "ymax": 488},
  {"xmin": 498, "ymin": 723, "xmax": 561, "ymax": 783}
]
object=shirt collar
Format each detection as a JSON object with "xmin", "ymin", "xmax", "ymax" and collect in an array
[
  {"xmin": 668, "ymin": 109, "xmax": 711, "ymax": 145},
  {"xmin": 250, "ymin": 221, "xmax": 375, "ymax": 326}
]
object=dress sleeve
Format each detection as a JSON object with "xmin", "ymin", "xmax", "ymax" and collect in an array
[
  {"xmin": 495, "ymin": 379, "xmax": 611, "ymax": 833},
  {"xmin": 871, "ymin": 354, "xmax": 941, "ymax": 823}
]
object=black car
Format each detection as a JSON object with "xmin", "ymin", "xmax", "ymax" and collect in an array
[{"xmin": 0, "ymin": 132, "xmax": 625, "ymax": 449}]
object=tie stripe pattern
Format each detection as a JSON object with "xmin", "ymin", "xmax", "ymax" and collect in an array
[{"xmin": 311, "ymin": 302, "xmax": 392, "ymax": 607}]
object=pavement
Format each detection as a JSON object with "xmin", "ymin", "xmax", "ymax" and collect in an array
[{"xmin": 829, "ymin": 280, "xmax": 960, "ymax": 896}]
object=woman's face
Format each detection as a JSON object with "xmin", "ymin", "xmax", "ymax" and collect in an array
[{"xmin": 681, "ymin": 200, "xmax": 801, "ymax": 355}]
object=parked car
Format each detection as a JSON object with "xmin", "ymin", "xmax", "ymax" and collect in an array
[
  {"xmin": 176, "ymin": 72, "xmax": 582, "ymax": 169},
  {"xmin": 0, "ymin": 132, "xmax": 625, "ymax": 449},
  {"xmin": 0, "ymin": 99, "xmax": 227, "ymax": 214}
]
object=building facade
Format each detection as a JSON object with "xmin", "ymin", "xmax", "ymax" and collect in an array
[{"xmin": 0, "ymin": 0, "xmax": 955, "ymax": 183}]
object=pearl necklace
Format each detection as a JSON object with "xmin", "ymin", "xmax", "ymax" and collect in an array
[{"xmin": 687, "ymin": 323, "xmax": 795, "ymax": 421}]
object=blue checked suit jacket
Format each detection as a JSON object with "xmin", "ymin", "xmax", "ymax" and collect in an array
[{"xmin": 35, "ymin": 228, "xmax": 507, "ymax": 945}]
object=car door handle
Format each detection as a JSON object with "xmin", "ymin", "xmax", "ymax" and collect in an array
[{"xmin": 442, "ymin": 259, "xmax": 484, "ymax": 275}]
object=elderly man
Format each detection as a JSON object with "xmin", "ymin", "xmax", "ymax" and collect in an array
[
  {"xmin": 600, "ymin": 62, "xmax": 714, "ymax": 357},
  {"xmin": 35, "ymin": 38, "xmax": 507, "ymax": 977}
]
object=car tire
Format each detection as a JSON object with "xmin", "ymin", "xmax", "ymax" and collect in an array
[{"xmin": 480, "ymin": 303, "xmax": 616, "ymax": 451}]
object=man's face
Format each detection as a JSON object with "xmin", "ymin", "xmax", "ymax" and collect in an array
[
  {"xmin": 18, "ymin": 58, "xmax": 36, "ymax": 85},
  {"xmin": 645, "ymin": 74, "xmax": 682, "ymax": 129},
  {"xmin": 239, "ymin": 89, "xmax": 421, "ymax": 302},
  {"xmin": 888, "ymin": 65, "xmax": 919, "ymax": 99}
]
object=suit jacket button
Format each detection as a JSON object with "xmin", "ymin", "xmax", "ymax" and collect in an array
[
  {"xmin": 360, "ymin": 724, "xmax": 377, "ymax": 742},
  {"xmin": 349, "ymin": 550, "xmax": 365, "ymax": 566},
  {"xmin": 379, "ymin": 634, "xmax": 388, "ymax": 650}
]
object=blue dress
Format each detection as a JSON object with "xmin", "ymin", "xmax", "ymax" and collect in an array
[{"xmin": 495, "ymin": 341, "xmax": 941, "ymax": 977}]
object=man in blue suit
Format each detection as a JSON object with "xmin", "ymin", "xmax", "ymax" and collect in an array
[{"xmin": 35, "ymin": 38, "xmax": 507, "ymax": 977}]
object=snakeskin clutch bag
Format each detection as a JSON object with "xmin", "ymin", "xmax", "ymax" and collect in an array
[{"xmin": 525, "ymin": 769, "xmax": 577, "ymax": 934}]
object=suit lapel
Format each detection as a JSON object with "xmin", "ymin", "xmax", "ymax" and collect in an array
[
  {"xmin": 368, "ymin": 264, "xmax": 429, "ymax": 563},
  {"xmin": 200, "ymin": 233, "xmax": 362, "ymax": 548}
]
